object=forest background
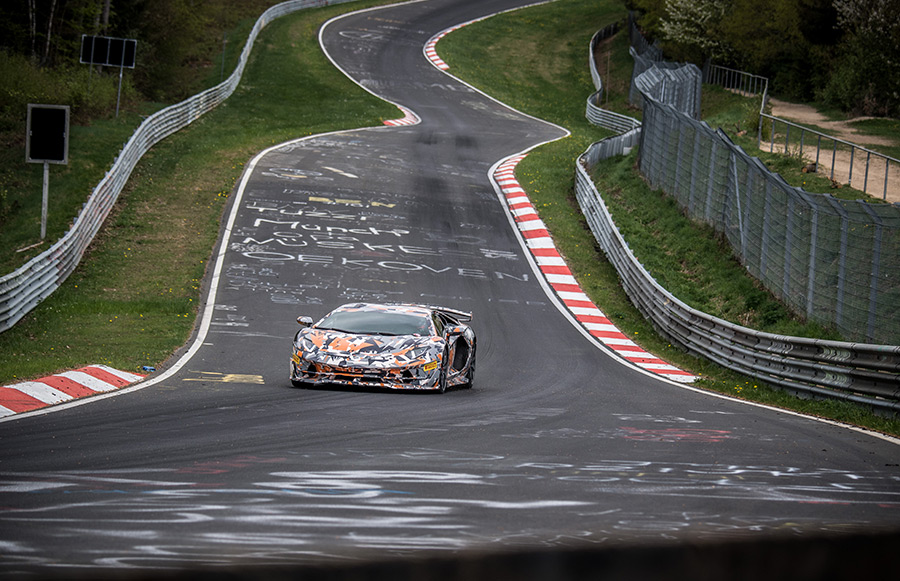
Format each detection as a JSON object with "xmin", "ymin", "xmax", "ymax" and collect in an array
[{"xmin": 628, "ymin": 0, "xmax": 899, "ymax": 117}]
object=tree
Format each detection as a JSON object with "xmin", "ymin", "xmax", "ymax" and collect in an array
[
  {"xmin": 825, "ymin": 0, "xmax": 900, "ymax": 115},
  {"xmin": 654, "ymin": 0, "xmax": 841, "ymax": 100},
  {"xmin": 659, "ymin": 0, "xmax": 730, "ymax": 63},
  {"xmin": 624, "ymin": 0, "xmax": 670, "ymax": 40}
]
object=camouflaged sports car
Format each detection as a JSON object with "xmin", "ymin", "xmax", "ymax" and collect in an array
[{"xmin": 290, "ymin": 303, "xmax": 476, "ymax": 392}]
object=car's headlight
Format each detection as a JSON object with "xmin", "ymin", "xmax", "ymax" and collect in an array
[
  {"xmin": 296, "ymin": 336, "xmax": 314, "ymax": 353},
  {"xmin": 407, "ymin": 346, "xmax": 432, "ymax": 360}
]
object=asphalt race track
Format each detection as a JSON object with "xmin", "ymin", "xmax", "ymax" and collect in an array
[{"xmin": 1, "ymin": 0, "xmax": 899, "ymax": 577}]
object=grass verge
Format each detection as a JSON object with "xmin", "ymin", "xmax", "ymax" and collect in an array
[
  {"xmin": 0, "ymin": 0, "xmax": 398, "ymax": 384},
  {"xmin": 439, "ymin": 0, "xmax": 900, "ymax": 435}
]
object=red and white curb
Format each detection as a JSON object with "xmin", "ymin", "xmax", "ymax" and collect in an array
[
  {"xmin": 424, "ymin": 26, "xmax": 464, "ymax": 71},
  {"xmin": 0, "ymin": 365, "xmax": 145, "ymax": 418},
  {"xmin": 383, "ymin": 104, "xmax": 420, "ymax": 127},
  {"xmin": 494, "ymin": 155, "xmax": 697, "ymax": 382}
]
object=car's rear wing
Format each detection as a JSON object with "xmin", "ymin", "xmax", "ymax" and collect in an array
[
  {"xmin": 388, "ymin": 303, "xmax": 473, "ymax": 323},
  {"xmin": 430, "ymin": 306, "xmax": 473, "ymax": 323}
]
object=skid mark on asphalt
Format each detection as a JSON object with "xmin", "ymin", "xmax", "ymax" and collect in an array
[
  {"xmin": 494, "ymin": 156, "xmax": 696, "ymax": 382},
  {"xmin": 0, "ymin": 365, "xmax": 145, "ymax": 418}
]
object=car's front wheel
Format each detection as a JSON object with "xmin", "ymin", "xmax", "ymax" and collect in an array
[
  {"xmin": 464, "ymin": 349, "xmax": 476, "ymax": 389},
  {"xmin": 437, "ymin": 346, "xmax": 449, "ymax": 393}
]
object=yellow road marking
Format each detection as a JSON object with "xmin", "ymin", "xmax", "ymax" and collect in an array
[{"xmin": 184, "ymin": 372, "xmax": 264, "ymax": 384}]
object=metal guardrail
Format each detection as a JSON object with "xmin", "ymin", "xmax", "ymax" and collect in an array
[
  {"xmin": 586, "ymin": 22, "xmax": 642, "ymax": 135},
  {"xmin": 0, "ymin": 0, "xmax": 351, "ymax": 334},
  {"xmin": 586, "ymin": 91, "xmax": 641, "ymax": 134},
  {"xmin": 578, "ymin": 19, "xmax": 900, "ymax": 410}
]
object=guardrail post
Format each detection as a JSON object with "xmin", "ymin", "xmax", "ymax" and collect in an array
[
  {"xmin": 864, "ymin": 151, "xmax": 871, "ymax": 193},
  {"xmin": 849, "ymin": 147, "xmax": 855, "ymax": 186}
]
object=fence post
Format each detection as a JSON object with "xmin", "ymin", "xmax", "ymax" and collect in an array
[
  {"xmin": 760, "ymin": 180, "xmax": 772, "ymax": 277},
  {"xmin": 674, "ymin": 118, "xmax": 686, "ymax": 196},
  {"xmin": 705, "ymin": 139, "xmax": 718, "ymax": 222},
  {"xmin": 824, "ymin": 196, "xmax": 849, "ymax": 329},
  {"xmin": 849, "ymin": 147, "xmax": 855, "ymax": 185},
  {"xmin": 859, "ymin": 202, "xmax": 883, "ymax": 343},
  {"xmin": 688, "ymin": 129, "xmax": 701, "ymax": 215},
  {"xmin": 730, "ymin": 152, "xmax": 746, "ymax": 253},
  {"xmin": 783, "ymin": 193, "xmax": 794, "ymax": 299},
  {"xmin": 805, "ymin": 195, "xmax": 819, "ymax": 320},
  {"xmin": 864, "ymin": 151, "xmax": 871, "ymax": 193}
]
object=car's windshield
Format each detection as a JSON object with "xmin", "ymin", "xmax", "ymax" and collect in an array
[{"xmin": 317, "ymin": 310, "xmax": 433, "ymax": 336}]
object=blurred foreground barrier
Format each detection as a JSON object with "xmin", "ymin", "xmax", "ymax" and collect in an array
[{"xmin": 105, "ymin": 530, "xmax": 900, "ymax": 580}]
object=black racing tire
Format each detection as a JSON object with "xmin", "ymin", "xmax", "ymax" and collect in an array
[
  {"xmin": 464, "ymin": 349, "xmax": 476, "ymax": 389},
  {"xmin": 291, "ymin": 379, "xmax": 308, "ymax": 389},
  {"xmin": 438, "ymin": 345, "xmax": 449, "ymax": 393}
]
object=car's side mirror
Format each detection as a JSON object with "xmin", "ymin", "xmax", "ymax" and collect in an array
[{"xmin": 297, "ymin": 316, "xmax": 313, "ymax": 327}]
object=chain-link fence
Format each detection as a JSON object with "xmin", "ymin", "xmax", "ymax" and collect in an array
[
  {"xmin": 577, "ymin": 18, "xmax": 899, "ymax": 407},
  {"xmin": 628, "ymin": 20, "xmax": 900, "ymax": 345},
  {"xmin": 638, "ymin": 98, "xmax": 900, "ymax": 344}
]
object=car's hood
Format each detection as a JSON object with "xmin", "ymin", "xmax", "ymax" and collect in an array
[{"xmin": 296, "ymin": 329, "xmax": 443, "ymax": 368}]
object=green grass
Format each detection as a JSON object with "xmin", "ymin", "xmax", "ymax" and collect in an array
[
  {"xmin": 0, "ymin": 0, "xmax": 398, "ymax": 384},
  {"xmin": 0, "ymin": 104, "xmax": 154, "ymax": 272},
  {"xmin": 848, "ymin": 118, "xmax": 900, "ymax": 156},
  {"xmin": 439, "ymin": 0, "xmax": 900, "ymax": 435}
]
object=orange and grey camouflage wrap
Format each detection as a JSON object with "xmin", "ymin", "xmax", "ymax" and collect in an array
[{"xmin": 290, "ymin": 303, "xmax": 475, "ymax": 392}]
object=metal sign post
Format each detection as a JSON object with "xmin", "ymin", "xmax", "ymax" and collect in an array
[
  {"xmin": 41, "ymin": 162, "xmax": 50, "ymax": 239},
  {"xmin": 26, "ymin": 105, "xmax": 70, "ymax": 240},
  {"xmin": 80, "ymin": 35, "xmax": 137, "ymax": 118}
]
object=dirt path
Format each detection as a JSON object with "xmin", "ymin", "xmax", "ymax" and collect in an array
[
  {"xmin": 769, "ymin": 98, "xmax": 897, "ymax": 147},
  {"xmin": 763, "ymin": 98, "xmax": 899, "ymax": 203}
]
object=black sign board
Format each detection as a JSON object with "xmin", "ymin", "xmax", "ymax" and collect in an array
[
  {"xmin": 26, "ymin": 105, "xmax": 69, "ymax": 165},
  {"xmin": 80, "ymin": 35, "xmax": 137, "ymax": 68}
]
